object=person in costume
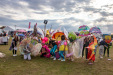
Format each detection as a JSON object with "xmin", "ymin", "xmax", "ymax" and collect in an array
[
  {"xmin": 49, "ymin": 40, "xmax": 57, "ymax": 60},
  {"xmin": 66, "ymin": 32, "xmax": 77, "ymax": 61},
  {"xmin": 58, "ymin": 35, "xmax": 68, "ymax": 61},
  {"xmin": 40, "ymin": 37, "xmax": 51, "ymax": 58},
  {"xmin": 87, "ymin": 36, "xmax": 95, "ymax": 64},
  {"xmin": 23, "ymin": 41, "xmax": 31, "ymax": 60},
  {"xmin": 66, "ymin": 37, "xmax": 74, "ymax": 61}
]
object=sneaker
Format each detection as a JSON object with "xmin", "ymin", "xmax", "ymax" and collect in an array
[
  {"xmin": 15, "ymin": 54, "xmax": 17, "ymax": 56},
  {"xmin": 88, "ymin": 62, "xmax": 93, "ymax": 65},
  {"xmin": 61, "ymin": 59, "xmax": 65, "ymax": 61},
  {"xmin": 13, "ymin": 54, "xmax": 15, "ymax": 56},
  {"xmin": 100, "ymin": 56, "xmax": 103, "ymax": 59},
  {"xmin": 53, "ymin": 58, "xmax": 56, "ymax": 60},
  {"xmin": 108, "ymin": 59, "xmax": 111, "ymax": 61},
  {"xmin": 58, "ymin": 58, "xmax": 61, "ymax": 60}
]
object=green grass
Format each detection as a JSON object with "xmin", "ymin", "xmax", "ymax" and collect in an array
[{"xmin": 0, "ymin": 38, "xmax": 113, "ymax": 75}]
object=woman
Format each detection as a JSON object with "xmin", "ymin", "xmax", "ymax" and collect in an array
[
  {"xmin": 87, "ymin": 36, "xmax": 95, "ymax": 64},
  {"xmin": 12, "ymin": 35, "xmax": 18, "ymax": 56}
]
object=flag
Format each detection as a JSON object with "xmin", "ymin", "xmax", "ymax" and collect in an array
[
  {"xmin": 64, "ymin": 27, "xmax": 68, "ymax": 39},
  {"xmin": 93, "ymin": 35, "xmax": 97, "ymax": 45},
  {"xmin": 28, "ymin": 22, "xmax": 31, "ymax": 29}
]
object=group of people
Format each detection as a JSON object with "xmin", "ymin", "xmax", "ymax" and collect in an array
[
  {"xmin": 9, "ymin": 30, "xmax": 112, "ymax": 65},
  {"xmin": 82, "ymin": 36, "xmax": 112, "ymax": 64}
]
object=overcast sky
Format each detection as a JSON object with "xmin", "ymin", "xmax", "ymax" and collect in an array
[{"xmin": 0, "ymin": 0, "xmax": 113, "ymax": 33}]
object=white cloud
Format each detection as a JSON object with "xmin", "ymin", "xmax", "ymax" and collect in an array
[
  {"xmin": 91, "ymin": 0, "xmax": 113, "ymax": 8},
  {"xmin": 18, "ymin": 1, "xmax": 29, "ymax": 6},
  {"xmin": 0, "ymin": 0, "xmax": 113, "ymax": 33}
]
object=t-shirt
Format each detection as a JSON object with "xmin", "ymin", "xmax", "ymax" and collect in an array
[
  {"xmin": 99, "ymin": 40, "xmax": 107, "ymax": 46},
  {"xmin": 12, "ymin": 39, "xmax": 17, "ymax": 48},
  {"xmin": 59, "ymin": 40, "xmax": 68, "ymax": 51}
]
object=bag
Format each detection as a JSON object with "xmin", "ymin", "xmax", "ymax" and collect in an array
[
  {"xmin": 9, "ymin": 46, "xmax": 13, "ymax": 50},
  {"xmin": 55, "ymin": 52, "xmax": 60, "ymax": 59},
  {"xmin": 14, "ymin": 47, "xmax": 17, "ymax": 50}
]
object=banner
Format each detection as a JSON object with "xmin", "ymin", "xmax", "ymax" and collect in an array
[{"xmin": 28, "ymin": 22, "xmax": 31, "ymax": 29}]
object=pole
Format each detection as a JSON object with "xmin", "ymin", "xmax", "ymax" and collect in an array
[
  {"xmin": 50, "ymin": 25, "xmax": 52, "ymax": 32},
  {"xmin": 44, "ymin": 24, "xmax": 46, "ymax": 36},
  {"xmin": 14, "ymin": 25, "xmax": 16, "ymax": 30}
]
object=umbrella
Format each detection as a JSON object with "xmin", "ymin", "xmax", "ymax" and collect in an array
[
  {"xmin": 18, "ymin": 34, "xmax": 25, "ymax": 37},
  {"xmin": 17, "ymin": 29, "xmax": 27, "ymax": 32},
  {"xmin": 52, "ymin": 32, "xmax": 65, "ymax": 41},
  {"xmin": 78, "ymin": 25, "xmax": 89, "ymax": 31},
  {"xmin": 89, "ymin": 27, "xmax": 101, "ymax": 33}
]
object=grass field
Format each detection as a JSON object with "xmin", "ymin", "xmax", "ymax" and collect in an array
[{"xmin": 0, "ymin": 38, "xmax": 113, "ymax": 75}]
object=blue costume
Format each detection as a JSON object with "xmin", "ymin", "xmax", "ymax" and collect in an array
[{"xmin": 50, "ymin": 45, "xmax": 57, "ymax": 58}]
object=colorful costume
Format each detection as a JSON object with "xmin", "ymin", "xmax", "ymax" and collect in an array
[
  {"xmin": 23, "ymin": 44, "xmax": 31, "ymax": 60},
  {"xmin": 41, "ymin": 45, "xmax": 51, "ymax": 58},
  {"xmin": 66, "ymin": 42, "xmax": 74, "ymax": 57},
  {"xmin": 50, "ymin": 45, "xmax": 57, "ymax": 58},
  {"xmin": 58, "ymin": 40, "xmax": 68, "ymax": 60},
  {"xmin": 31, "ymin": 43, "xmax": 42, "ymax": 56},
  {"xmin": 87, "ymin": 42, "xmax": 95, "ymax": 62}
]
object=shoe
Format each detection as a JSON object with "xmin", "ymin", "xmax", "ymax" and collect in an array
[
  {"xmin": 58, "ymin": 58, "xmax": 61, "ymax": 60},
  {"xmin": 108, "ymin": 59, "xmax": 111, "ymax": 61},
  {"xmin": 15, "ymin": 54, "xmax": 17, "ymax": 56},
  {"xmin": 53, "ymin": 58, "xmax": 56, "ymax": 60},
  {"xmin": 61, "ymin": 59, "xmax": 65, "ymax": 61},
  {"xmin": 13, "ymin": 54, "xmax": 15, "ymax": 56},
  {"xmin": 88, "ymin": 62, "xmax": 93, "ymax": 65},
  {"xmin": 100, "ymin": 56, "xmax": 103, "ymax": 59}
]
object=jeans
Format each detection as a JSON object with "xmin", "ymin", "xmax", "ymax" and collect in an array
[
  {"xmin": 104, "ymin": 46, "xmax": 110, "ymax": 57},
  {"xmin": 59, "ymin": 51, "xmax": 65, "ymax": 59}
]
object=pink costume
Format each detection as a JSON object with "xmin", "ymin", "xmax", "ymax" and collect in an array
[{"xmin": 41, "ymin": 45, "xmax": 51, "ymax": 58}]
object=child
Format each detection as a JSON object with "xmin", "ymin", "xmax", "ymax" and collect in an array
[
  {"xmin": 58, "ymin": 35, "xmax": 68, "ymax": 61},
  {"xmin": 49, "ymin": 40, "xmax": 57, "ymax": 60},
  {"xmin": 23, "ymin": 41, "xmax": 31, "ymax": 60}
]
